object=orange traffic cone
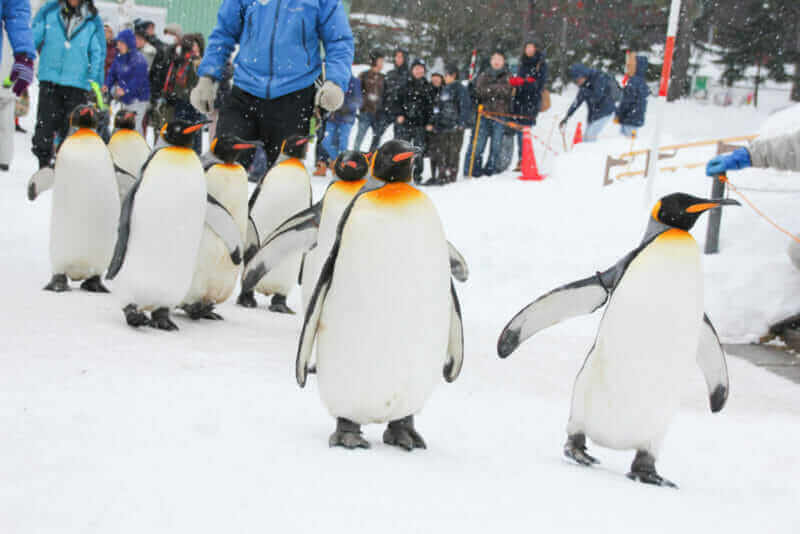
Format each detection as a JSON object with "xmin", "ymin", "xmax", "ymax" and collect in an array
[
  {"xmin": 572, "ymin": 122, "xmax": 583, "ymax": 146},
  {"xmin": 518, "ymin": 127, "xmax": 544, "ymax": 181}
]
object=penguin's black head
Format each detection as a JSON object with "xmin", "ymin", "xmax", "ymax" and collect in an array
[
  {"xmin": 69, "ymin": 105, "xmax": 99, "ymax": 130},
  {"xmin": 280, "ymin": 135, "xmax": 312, "ymax": 159},
  {"xmin": 651, "ymin": 192, "xmax": 740, "ymax": 231},
  {"xmin": 333, "ymin": 151, "xmax": 369, "ymax": 181},
  {"xmin": 211, "ymin": 135, "xmax": 262, "ymax": 164},
  {"xmin": 113, "ymin": 110, "xmax": 138, "ymax": 131},
  {"xmin": 371, "ymin": 140, "xmax": 420, "ymax": 183},
  {"xmin": 160, "ymin": 119, "xmax": 210, "ymax": 148}
]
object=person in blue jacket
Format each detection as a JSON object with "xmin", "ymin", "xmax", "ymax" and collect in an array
[
  {"xmin": 320, "ymin": 74, "xmax": 361, "ymax": 170},
  {"xmin": 104, "ymin": 29, "xmax": 150, "ymax": 135},
  {"xmin": 32, "ymin": 0, "xmax": 105, "ymax": 169},
  {"xmin": 190, "ymin": 0, "xmax": 354, "ymax": 169},
  {"xmin": 0, "ymin": 0, "xmax": 36, "ymax": 172},
  {"xmin": 560, "ymin": 63, "xmax": 616, "ymax": 142},
  {"xmin": 615, "ymin": 54, "xmax": 649, "ymax": 138}
]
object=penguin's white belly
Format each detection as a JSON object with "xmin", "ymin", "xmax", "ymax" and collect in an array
[
  {"xmin": 50, "ymin": 131, "xmax": 120, "ymax": 280},
  {"xmin": 250, "ymin": 163, "xmax": 310, "ymax": 296},
  {"xmin": 570, "ymin": 230, "xmax": 703, "ymax": 453},
  {"xmin": 316, "ymin": 190, "xmax": 450, "ymax": 425},
  {"xmin": 114, "ymin": 149, "xmax": 206, "ymax": 310},
  {"xmin": 108, "ymin": 131, "xmax": 150, "ymax": 177}
]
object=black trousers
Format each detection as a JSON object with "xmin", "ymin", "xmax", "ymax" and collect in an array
[
  {"xmin": 430, "ymin": 129, "xmax": 464, "ymax": 182},
  {"xmin": 217, "ymin": 85, "xmax": 315, "ymax": 169},
  {"xmin": 396, "ymin": 123, "xmax": 426, "ymax": 181},
  {"xmin": 32, "ymin": 82, "xmax": 89, "ymax": 166}
]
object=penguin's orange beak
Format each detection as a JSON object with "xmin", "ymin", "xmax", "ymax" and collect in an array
[
  {"xmin": 233, "ymin": 143, "xmax": 255, "ymax": 150},
  {"xmin": 392, "ymin": 151, "xmax": 415, "ymax": 162},
  {"xmin": 295, "ymin": 138, "xmax": 309, "ymax": 146},
  {"xmin": 182, "ymin": 124, "xmax": 205, "ymax": 134},
  {"xmin": 345, "ymin": 161, "xmax": 358, "ymax": 168},
  {"xmin": 80, "ymin": 108, "xmax": 92, "ymax": 116},
  {"xmin": 685, "ymin": 202, "xmax": 719, "ymax": 213}
]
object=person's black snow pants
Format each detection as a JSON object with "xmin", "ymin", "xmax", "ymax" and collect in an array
[
  {"xmin": 32, "ymin": 82, "xmax": 88, "ymax": 167},
  {"xmin": 217, "ymin": 85, "xmax": 315, "ymax": 170}
]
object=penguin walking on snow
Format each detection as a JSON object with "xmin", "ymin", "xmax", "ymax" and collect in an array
[
  {"xmin": 296, "ymin": 140, "xmax": 464, "ymax": 450},
  {"xmin": 180, "ymin": 136, "xmax": 260, "ymax": 320},
  {"xmin": 238, "ymin": 135, "xmax": 313, "ymax": 314},
  {"xmin": 28, "ymin": 105, "xmax": 119, "ymax": 293},
  {"xmin": 108, "ymin": 110, "xmax": 151, "ymax": 198},
  {"xmin": 497, "ymin": 193, "xmax": 739, "ymax": 487},
  {"xmin": 106, "ymin": 120, "xmax": 243, "ymax": 330}
]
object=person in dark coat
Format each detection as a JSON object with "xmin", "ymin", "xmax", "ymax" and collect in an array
[
  {"xmin": 353, "ymin": 50, "xmax": 385, "ymax": 152},
  {"xmin": 560, "ymin": 63, "xmax": 617, "ymax": 142},
  {"xmin": 510, "ymin": 37, "xmax": 547, "ymax": 167},
  {"xmin": 426, "ymin": 64, "xmax": 471, "ymax": 185},
  {"xmin": 615, "ymin": 54, "xmax": 649, "ymax": 137},
  {"xmin": 381, "ymin": 48, "xmax": 408, "ymax": 135},
  {"xmin": 395, "ymin": 58, "xmax": 433, "ymax": 183},
  {"xmin": 103, "ymin": 24, "xmax": 116, "ymax": 78},
  {"xmin": 463, "ymin": 51, "xmax": 512, "ymax": 177}
]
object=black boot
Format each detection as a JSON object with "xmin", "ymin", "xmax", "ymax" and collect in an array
[
  {"xmin": 150, "ymin": 307, "xmax": 178, "ymax": 331},
  {"xmin": 80, "ymin": 275, "xmax": 110, "ymax": 293},
  {"xmin": 383, "ymin": 415, "xmax": 426, "ymax": 451},
  {"xmin": 123, "ymin": 304, "xmax": 149, "ymax": 327},
  {"xmin": 268, "ymin": 294, "xmax": 295, "ymax": 314},
  {"xmin": 43, "ymin": 274, "xmax": 69, "ymax": 292},
  {"xmin": 237, "ymin": 290, "xmax": 258, "ymax": 308},
  {"xmin": 329, "ymin": 417, "xmax": 370, "ymax": 449}
]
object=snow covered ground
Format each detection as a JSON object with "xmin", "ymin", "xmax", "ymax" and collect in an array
[{"xmin": 2, "ymin": 90, "xmax": 799, "ymax": 532}]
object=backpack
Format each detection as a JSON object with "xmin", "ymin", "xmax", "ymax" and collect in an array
[{"xmin": 607, "ymin": 74, "xmax": 623, "ymax": 102}]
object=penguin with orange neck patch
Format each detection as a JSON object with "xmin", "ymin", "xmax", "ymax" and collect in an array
[
  {"xmin": 296, "ymin": 139, "xmax": 464, "ymax": 451},
  {"xmin": 106, "ymin": 120, "xmax": 242, "ymax": 330},
  {"xmin": 29, "ymin": 105, "xmax": 119, "ymax": 293},
  {"xmin": 108, "ymin": 110, "xmax": 151, "ymax": 180},
  {"xmin": 497, "ymin": 192, "xmax": 740, "ymax": 488},
  {"xmin": 238, "ymin": 135, "xmax": 313, "ymax": 313}
]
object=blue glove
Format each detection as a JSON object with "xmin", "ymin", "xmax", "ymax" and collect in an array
[{"xmin": 706, "ymin": 147, "xmax": 751, "ymax": 176}]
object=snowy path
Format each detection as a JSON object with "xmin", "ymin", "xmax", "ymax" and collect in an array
[{"xmin": 2, "ymin": 101, "xmax": 800, "ymax": 532}]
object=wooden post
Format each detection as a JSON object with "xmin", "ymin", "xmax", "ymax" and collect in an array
[
  {"xmin": 468, "ymin": 105, "xmax": 483, "ymax": 177},
  {"xmin": 704, "ymin": 141, "xmax": 730, "ymax": 254}
]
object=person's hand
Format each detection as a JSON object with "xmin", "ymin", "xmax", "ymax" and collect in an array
[
  {"xmin": 706, "ymin": 148, "xmax": 752, "ymax": 177},
  {"xmin": 425, "ymin": 124, "xmax": 433, "ymax": 132},
  {"xmin": 102, "ymin": 85, "xmax": 108, "ymax": 93},
  {"xmin": 525, "ymin": 76, "xmax": 536, "ymax": 84},
  {"xmin": 613, "ymin": 117, "xmax": 620, "ymax": 124},
  {"xmin": 315, "ymin": 80, "xmax": 344, "ymax": 112},
  {"xmin": 190, "ymin": 76, "xmax": 219, "ymax": 114},
  {"xmin": 115, "ymin": 87, "xmax": 125, "ymax": 98},
  {"xmin": 509, "ymin": 76, "xmax": 524, "ymax": 87},
  {"xmin": 559, "ymin": 118, "xmax": 568, "ymax": 130},
  {"xmin": 396, "ymin": 115, "xmax": 405, "ymax": 124},
  {"xmin": 9, "ymin": 54, "xmax": 34, "ymax": 97}
]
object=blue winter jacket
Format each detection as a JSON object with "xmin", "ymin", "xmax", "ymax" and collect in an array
[
  {"xmin": 33, "ymin": 0, "xmax": 105, "ymax": 91},
  {"xmin": 565, "ymin": 64, "xmax": 616, "ymax": 124},
  {"xmin": 328, "ymin": 75, "xmax": 361, "ymax": 125},
  {"xmin": 616, "ymin": 56, "xmax": 650, "ymax": 128},
  {"xmin": 104, "ymin": 30, "xmax": 150, "ymax": 105},
  {"xmin": 199, "ymin": 0, "xmax": 355, "ymax": 100},
  {"xmin": 1, "ymin": 0, "xmax": 36, "ymax": 64}
]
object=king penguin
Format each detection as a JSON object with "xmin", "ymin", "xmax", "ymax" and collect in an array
[
  {"xmin": 497, "ymin": 192, "xmax": 740, "ymax": 487},
  {"xmin": 180, "ymin": 135, "xmax": 258, "ymax": 320},
  {"xmin": 295, "ymin": 139, "xmax": 464, "ymax": 450},
  {"xmin": 108, "ymin": 110, "xmax": 151, "ymax": 192},
  {"xmin": 238, "ymin": 135, "xmax": 313, "ymax": 314},
  {"xmin": 29, "ymin": 105, "xmax": 119, "ymax": 293},
  {"xmin": 106, "ymin": 120, "xmax": 242, "ymax": 330}
]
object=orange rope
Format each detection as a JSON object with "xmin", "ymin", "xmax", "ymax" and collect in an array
[
  {"xmin": 478, "ymin": 110, "xmax": 559, "ymax": 155},
  {"xmin": 719, "ymin": 174, "xmax": 800, "ymax": 244}
]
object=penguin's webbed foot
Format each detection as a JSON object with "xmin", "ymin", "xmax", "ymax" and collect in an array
[
  {"xmin": 43, "ymin": 274, "xmax": 70, "ymax": 292},
  {"xmin": 564, "ymin": 433, "xmax": 599, "ymax": 466},
  {"xmin": 627, "ymin": 450, "xmax": 678, "ymax": 489},
  {"xmin": 123, "ymin": 304, "xmax": 150, "ymax": 328},
  {"xmin": 183, "ymin": 302, "xmax": 223, "ymax": 321},
  {"xmin": 383, "ymin": 415, "xmax": 426, "ymax": 451},
  {"xmin": 150, "ymin": 307, "xmax": 179, "ymax": 331},
  {"xmin": 237, "ymin": 290, "xmax": 258, "ymax": 308},
  {"xmin": 80, "ymin": 275, "xmax": 110, "ymax": 293},
  {"xmin": 268, "ymin": 294, "xmax": 295, "ymax": 314},
  {"xmin": 329, "ymin": 418, "xmax": 370, "ymax": 450}
]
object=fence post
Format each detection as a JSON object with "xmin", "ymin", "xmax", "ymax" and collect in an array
[{"xmin": 704, "ymin": 141, "xmax": 731, "ymax": 254}]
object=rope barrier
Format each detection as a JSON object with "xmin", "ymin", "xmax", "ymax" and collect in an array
[
  {"xmin": 478, "ymin": 110, "xmax": 560, "ymax": 155},
  {"xmin": 718, "ymin": 174, "xmax": 800, "ymax": 244}
]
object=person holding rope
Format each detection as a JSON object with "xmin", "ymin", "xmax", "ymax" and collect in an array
[
  {"xmin": 559, "ymin": 63, "xmax": 616, "ymax": 143},
  {"xmin": 510, "ymin": 36, "xmax": 547, "ymax": 172}
]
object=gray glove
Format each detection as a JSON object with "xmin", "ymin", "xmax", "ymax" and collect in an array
[
  {"xmin": 191, "ymin": 76, "xmax": 219, "ymax": 114},
  {"xmin": 315, "ymin": 80, "xmax": 345, "ymax": 112}
]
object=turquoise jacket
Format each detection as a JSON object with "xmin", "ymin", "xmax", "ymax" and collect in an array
[{"xmin": 33, "ymin": 0, "xmax": 105, "ymax": 90}]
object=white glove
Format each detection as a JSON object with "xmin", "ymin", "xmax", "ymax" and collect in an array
[
  {"xmin": 315, "ymin": 80, "xmax": 344, "ymax": 112},
  {"xmin": 191, "ymin": 76, "xmax": 219, "ymax": 114}
]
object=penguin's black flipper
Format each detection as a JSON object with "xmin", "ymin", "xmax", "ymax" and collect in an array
[
  {"xmin": 444, "ymin": 280, "xmax": 464, "ymax": 382},
  {"xmin": 27, "ymin": 166, "xmax": 55, "ymax": 201},
  {"xmin": 114, "ymin": 165, "xmax": 137, "ymax": 202},
  {"xmin": 106, "ymin": 179, "xmax": 142, "ymax": 280},
  {"xmin": 447, "ymin": 241, "xmax": 469, "ymax": 282},
  {"xmin": 241, "ymin": 202, "xmax": 322, "ymax": 294},
  {"xmin": 697, "ymin": 314, "xmax": 729, "ymax": 413},
  {"xmin": 244, "ymin": 216, "xmax": 260, "ymax": 264},
  {"xmin": 205, "ymin": 194, "xmax": 243, "ymax": 265}
]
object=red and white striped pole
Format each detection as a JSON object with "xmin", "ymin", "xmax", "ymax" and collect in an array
[
  {"xmin": 643, "ymin": 0, "xmax": 682, "ymax": 212},
  {"xmin": 468, "ymin": 49, "xmax": 477, "ymax": 81}
]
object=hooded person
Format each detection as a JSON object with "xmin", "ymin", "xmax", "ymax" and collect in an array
[
  {"xmin": 560, "ymin": 63, "xmax": 617, "ymax": 142},
  {"xmin": 510, "ymin": 36, "xmax": 548, "ymax": 167},
  {"xmin": 31, "ymin": 0, "xmax": 105, "ymax": 169},
  {"xmin": 615, "ymin": 54, "xmax": 649, "ymax": 137},
  {"xmin": 104, "ymin": 29, "xmax": 151, "ymax": 135}
]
